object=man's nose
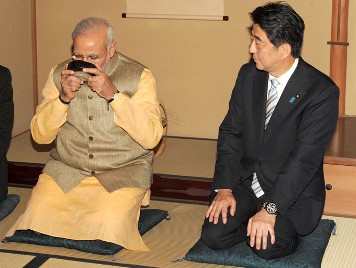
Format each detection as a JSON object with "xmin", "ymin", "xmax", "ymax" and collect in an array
[{"xmin": 249, "ymin": 40, "xmax": 256, "ymax": 54}]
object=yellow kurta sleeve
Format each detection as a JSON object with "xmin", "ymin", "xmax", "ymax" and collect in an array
[
  {"xmin": 30, "ymin": 67, "xmax": 68, "ymax": 144},
  {"xmin": 110, "ymin": 68, "xmax": 163, "ymax": 149}
]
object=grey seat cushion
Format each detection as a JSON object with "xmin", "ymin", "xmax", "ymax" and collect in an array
[
  {"xmin": 4, "ymin": 208, "xmax": 169, "ymax": 255},
  {"xmin": 185, "ymin": 219, "xmax": 335, "ymax": 268},
  {"xmin": 0, "ymin": 194, "xmax": 20, "ymax": 221}
]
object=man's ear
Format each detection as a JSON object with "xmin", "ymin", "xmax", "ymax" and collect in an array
[
  {"xmin": 280, "ymin": 43, "xmax": 292, "ymax": 59},
  {"xmin": 109, "ymin": 42, "xmax": 117, "ymax": 57}
]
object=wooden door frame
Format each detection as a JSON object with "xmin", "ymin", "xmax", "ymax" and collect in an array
[{"xmin": 328, "ymin": 0, "xmax": 349, "ymax": 116}]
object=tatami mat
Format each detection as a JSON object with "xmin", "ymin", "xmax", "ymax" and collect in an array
[
  {"xmin": 5, "ymin": 131, "xmax": 356, "ymax": 267},
  {"xmin": 322, "ymin": 215, "xmax": 356, "ymax": 267},
  {"xmin": 1, "ymin": 187, "xmax": 356, "ymax": 268},
  {"xmin": 41, "ymin": 259, "xmax": 127, "ymax": 268},
  {"xmin": 0, "ymin": 252, "xmax": 35, "ymax": 268}
]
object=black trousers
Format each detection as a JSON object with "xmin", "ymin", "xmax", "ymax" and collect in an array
[{"xmin": 201, "ymin": 183, "xmax": 298, "ymax": 260}]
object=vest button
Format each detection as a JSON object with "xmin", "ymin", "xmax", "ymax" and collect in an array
[
  {"xmin": 91, "ymin": 171, "xmax": 96, "ymax": 175},
  {"xmin": 88, "ymin": 95, "xmax": 93, "ymax": 99},
  {"xmin": 89, "ymin": 136, "xmax": 93, "ymax": 141},
  {"xmin": 89, "ymin": 154, "xmax": 93, "ymax": 159},
  {"xmin": 89, "ymin": 116, "xmax": 93, "ymax": 120}
]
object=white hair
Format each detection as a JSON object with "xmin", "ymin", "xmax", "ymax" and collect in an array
[{"xmin": 72, "ymin": 17, "xmax": 115, "ymax": 47}]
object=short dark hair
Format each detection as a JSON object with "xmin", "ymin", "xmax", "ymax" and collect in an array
[{"xmin": 250, "ymin": 1, "xmax": 305, "ymax": 58}]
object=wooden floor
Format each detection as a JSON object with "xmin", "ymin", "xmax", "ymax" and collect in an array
[
  {"xmin": 7, "ymin": 134, "xmax": 215, "ymax": 203},
  {"xmin": 6, "ymin": 116, "xmax": 356, "ymax": 209}
]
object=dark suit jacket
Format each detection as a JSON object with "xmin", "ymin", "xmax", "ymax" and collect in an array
[
  {"xmin": 0, "ymin": 65, "xmax": 14, "ymax": 200},
  {"xmin": 212, "ymin": 58, "xmax": 339, "ymax": 235}
]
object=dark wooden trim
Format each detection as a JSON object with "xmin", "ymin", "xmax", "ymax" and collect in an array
[
  {"xmin": 327, "ymin": 41, "xmax": 349, "ymax": 46},
  {"xmin": 8, "ymin": 162, "xmax": 211, "ymax": 203},
  {"xmin": 167, "ymin": 135, "xmax": 217, "ymax": 141},
  {"xmin": 121, "ymin": 13, "xmax": 228, "ymax": 21},
  {"xmin": 8, "ymin": 162, "xmax": 43, "ymax": 186},
  {"xmin": 151, "ymin": 174, "xmax": 211, "ymax": 202}
]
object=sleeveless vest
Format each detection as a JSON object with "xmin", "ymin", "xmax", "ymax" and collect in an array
[{"xmin": 43, "ymin": 52, "xmax": 154, "ymax": 193}]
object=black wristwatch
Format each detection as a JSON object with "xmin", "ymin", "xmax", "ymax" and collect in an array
[
  {"xmin": 263, "ymin": 201, "xmax": 278, "ymax": 215},
  {"xmin": 107, "ymin": 91, "xmax": 119, "ymax": 103}
]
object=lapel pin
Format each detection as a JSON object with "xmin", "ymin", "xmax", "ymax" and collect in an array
[
  {"xmin": 289, "ymin": 94, "xmax": 300, "ymax": 103},
  {"xmin": 289, "ymin": 96, "xmax": 296, "ymax": 103}
]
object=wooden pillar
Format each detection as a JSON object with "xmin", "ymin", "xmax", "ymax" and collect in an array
[{"xmin": 328, "ymin": 0, "xmax": 349, "ymax": 116}]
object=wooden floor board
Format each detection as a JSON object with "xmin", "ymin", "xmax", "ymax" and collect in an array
[{"xmin": 7, "ymin": 116, "xmax": 356, "ymax": 206}]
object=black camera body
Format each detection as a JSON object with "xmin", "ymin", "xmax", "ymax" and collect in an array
[
  {"xmin": 67, "ymin": 60, "xmax": 96, "ymax": 75},
  {"xmin": 67, "ymin": 60, "xmax": 96, "ymax": 81}
]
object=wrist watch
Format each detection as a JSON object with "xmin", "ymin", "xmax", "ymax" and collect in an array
[
  {"xmin": 107, "ymin": 91, "xmax": 119, "ymax": 103},
  {"xmin": 263, "ymin": 201, "xmax": 278, "ymax": 215}
]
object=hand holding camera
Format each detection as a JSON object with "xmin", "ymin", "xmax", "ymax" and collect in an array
[
  {"xmin": 67, "ymin": 60, "xmax": 96, "ymax": 81},
  {"xmin": 61, "ymin": 60, "xmax": 117, "ymax": 103},
  {"xmin": 60, "ymin": 60, "xmax": 97, "ymax": 103}
]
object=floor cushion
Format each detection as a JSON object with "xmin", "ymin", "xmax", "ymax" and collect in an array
[
  {"xmin": 0, "ymin": 194, "xmax": 20, "ymax": 221},
  {"xmin": 4, "ymin": 209, "xmax": 169, "ymax": 256},
  {"xmin": 185, "ymin": 219, "xmax": 335, "ymax": 268}
]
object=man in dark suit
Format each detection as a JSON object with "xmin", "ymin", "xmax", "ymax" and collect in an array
[
  {"xmin": 201, "ymin": 2, "xmax": 339, "ymax": 260},
  {"xmin": 0, "ymin": 65, "xmax": 14, "ymax": 202}
]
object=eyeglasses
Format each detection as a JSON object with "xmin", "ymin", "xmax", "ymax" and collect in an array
[{"xmin": 71, "ymin": 49, "xmax": 107, "ymax": 62}]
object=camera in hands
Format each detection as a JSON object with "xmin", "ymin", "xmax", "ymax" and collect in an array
[
  {"xmin": 67, "ymin": 60, "xmax": 96, "ymax": 80},
  {"xmin": 67, "ymin": 60, "xmax": 96, "ymax": 75}
]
